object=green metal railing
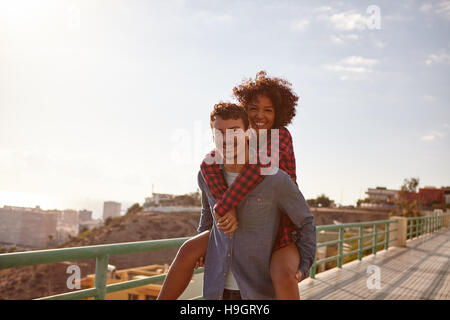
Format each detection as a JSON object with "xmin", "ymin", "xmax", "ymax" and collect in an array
[
  {"xmin": 0, "ymin": 237, "xmax": 204, "ymax": 300},
  {"xmin": 0, "ymin": 215, "xmax": 447, "ymax": 299},
  {"xmin": 309, "ymin": 219, "xmax": 398, "ymax": 278},
  {"xmin": 407, "ymin": 215, "xmax": 445, "ymax": 240}
]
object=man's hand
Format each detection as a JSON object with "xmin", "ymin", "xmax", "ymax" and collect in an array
[{"xmin": 215, "ymin": 208, "xmax": 238, "ymax": 237}]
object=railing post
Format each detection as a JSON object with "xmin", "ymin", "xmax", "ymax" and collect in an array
[
  {"xmin": 310, "ymin": 229, "xmax": 317, "ymax": 279},
  {"xmin": 409, "ymin": 219, "xmax": 412, "ymax": 240},
  {"xmin": 415, "ymin": 219, "xmax": 419, "ymax": 238},
  {"xmin": 391, "ymin": 216, "xmax": 407, "ymax": 247},
  {"xmin": 94, "ymin": 254, "xmax": 109, "ymax": 300},
  {"xmin": 338, "ymin": 227, "xmax": 344, "ymax": 268},
  {"xmin": 358, "ymin": 225, "xmax": 363, "ymax": 260},
  {"xmin": 373, "ymin": 224, "xmax": 378, "ymax": 255},
  {"xmin": 384, "ymin": 222, "xmax": 389, "ymax": 250}
]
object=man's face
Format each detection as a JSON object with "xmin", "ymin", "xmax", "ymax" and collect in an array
[
  {"xmin": 247, "ymin": 94, "xmax": 275, "ymax": 132},
  {"xmin": 212, "ymin": 116, "xmax": 247, "ymax": 164}
]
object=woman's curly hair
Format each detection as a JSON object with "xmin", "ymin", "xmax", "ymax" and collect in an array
[{"xmin": 232, "ymin": 71, "xmax": 299, "ymax": 128}]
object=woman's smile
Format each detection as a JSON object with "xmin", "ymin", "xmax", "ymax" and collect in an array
[{"xmin": 247, "ymin": 94, "xmax": 275, "ymax": 131}]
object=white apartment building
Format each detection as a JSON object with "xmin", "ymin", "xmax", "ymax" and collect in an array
[{"xmin": 103, "ymin": 201, "xmax": 122, "ymax": 220}]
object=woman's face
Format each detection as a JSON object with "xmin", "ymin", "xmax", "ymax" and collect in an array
[{"xmin": 246, "ymin": 95, "xmax": 275, "ymax": 131}]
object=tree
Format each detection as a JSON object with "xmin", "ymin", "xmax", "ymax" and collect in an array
[
  {"xmin": 401, "ymin": 177, "xmax": 419, "ymax": 193},
  {"xmin": 393, "ymin": 177, "xmax": 421, "ymax": 217},
  {"xmin": 307, "ymin": 194, "xmax": 333, "ymax": 208},
  {"xmin": 126, "ymin": 203, "xmax": 143, "ymax": 215},
  {"xmin": 316, "ymin": 194, "xmax": 332, "ymax": 207}
]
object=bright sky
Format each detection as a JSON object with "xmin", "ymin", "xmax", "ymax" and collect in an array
[{"xmin": 1, "ymin": 0, "xmax": 449, "ymax": 219}]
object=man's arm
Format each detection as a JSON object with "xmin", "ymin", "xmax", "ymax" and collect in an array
[
  {"xmin": 197, "ymin": 171, "xmax": 214, "ymax": 233},
  {"xmin": 277, "ymin": 173, "xmax": 316, "ymax": 280}
]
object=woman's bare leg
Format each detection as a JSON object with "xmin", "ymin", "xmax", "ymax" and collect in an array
[
  {"xmin": 157, "ymin": 230, "xmax": 210, "ymax": 300},
  {"xmin": 270, "ymin": 242, "xmax": 301, "ymax": 300}
]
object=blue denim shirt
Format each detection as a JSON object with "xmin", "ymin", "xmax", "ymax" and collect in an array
[{"xmin": 197, "ymin": 169, "xmax": 316, "ymax": 300}]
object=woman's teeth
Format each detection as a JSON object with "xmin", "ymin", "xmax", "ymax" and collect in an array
[{"xmin": 255, "ymin": 121, "xmax": 266, "ymax": 127}]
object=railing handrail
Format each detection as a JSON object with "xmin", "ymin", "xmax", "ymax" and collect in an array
[
  {"xmin": 316, "ymin": 219, "xmax": 397, "ymax": 231},
  {"xmin": 0, "ymin": 237, "xmax": 191, "ymax": 270}
]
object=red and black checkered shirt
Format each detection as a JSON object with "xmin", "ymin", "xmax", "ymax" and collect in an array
[{"xmin": 200, "ymin": 127, "xmax": 297, "ymax": 250}]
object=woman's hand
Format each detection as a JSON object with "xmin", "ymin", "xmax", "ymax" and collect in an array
[
  {"xmin": 194, "ymin": 256, "xmax": 205, "ymax": 269},
  {"xmin": 295, "ymin": 271, "xmax": 303, "ymax": 282},
  {"xmin": 215, "ymin": 208, "xmax": 238, "ymax": 237}
]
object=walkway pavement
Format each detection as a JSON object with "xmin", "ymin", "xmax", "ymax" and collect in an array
[{"xmin": 298, "ymin": 228, "xmax": 450, "ymax": 300}]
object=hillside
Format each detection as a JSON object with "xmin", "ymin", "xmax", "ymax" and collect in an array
[{"xmin": 0, "ymin": 209, "xmax": 201, "ymax": 300}]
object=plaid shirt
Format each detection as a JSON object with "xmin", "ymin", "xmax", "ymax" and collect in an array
[{"xmin": 200, "ymin": 127, "xmax": 297, "ymax": 250}]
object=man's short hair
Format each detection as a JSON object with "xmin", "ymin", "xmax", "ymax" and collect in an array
[{"xmin": 210, "ymin": 102, "xmax": 249, "ymax": 130}]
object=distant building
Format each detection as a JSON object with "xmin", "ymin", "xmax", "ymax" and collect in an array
[
  {"xmin": 144, "ymin": 193, "xmax": 175, "ymax": 207},
  {"xmin": 444, "ymin": 187, "xmax": 450, "ymax": 205},
  {"xmin": 0, "ymin": 205, "xmax": 102, "ymax": 248},
  {"xmin": 365, "ymin": 187, "xmax": 398, "ymax": 203},
  {"xmin": 79, "ymin": 210, "xmax": 93, "ymax": 222},
  {"xmin": 103, "ymin": 201, "xmax": 122, "ymax": 220},
  {"xmin": 0, "ymin": 206, "xmax": 58, "ymax": 249},
  {"xmin": 397, "ymin": 186, "xmax": 448, "ymax": 209},
  {"xmin": 56, "ymin": 209, "xmax": 80, "ymax": 243},
  {"xmin": 418, "ymin": 187, "xmax": 445, "ymax": 208}
]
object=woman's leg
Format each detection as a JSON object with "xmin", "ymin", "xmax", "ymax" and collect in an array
[
  {"xmin": 270, "ymin": 242, "xmax": 301, "ymax": 300},
  {"xmin": 157, "ymin": 230, "xmax": 210, "ymax": 300}
]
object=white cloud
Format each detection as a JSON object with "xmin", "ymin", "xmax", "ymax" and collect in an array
[
  {"xmin": 373, "ymin": 39, "xmax": 386, "ymax": 48},
  {"xmin": 421, "ymin": 135, "xmax": 435, "ymax": 141},
  {"xmin": 420, "ymin": 1, "xmax": 450, "ymax": 20},
  {"xmin": 323, "ymin": 56, "xmax": 379, "ymax": 80},
  {"xmin": 314, "ymin": 6, "xmax": 332, "ymax": 13},
  {"xmin": 291, "ymin": 19, "xmax": 310, "ymax": 32},
  {"xmin": 323, "ymin": 10, "xmax": 367, "ymax": 31},
  {"xmin": 330, "ymin": 34, "xmax": 344, "ymax": 44},
  {"xmin": 436, "ymin": 0, "xmax": 450, "ymax": 20},
  {"xmin": 421, "ymin": 130, "xmax": 445, "ymax": 141},
  {"xmin": 194, "ymin": 11, "xmax": 232, "ymax": 24},
  {"xmin": 420, "ymin": 3, "xmax": 433, "ymax": 12},
  {"xmin": 425, "ymin": 52, "xmax": 450, "ymax": 66},
  {"xmin": 384, "ymin": 14, "xmax": 414, "ymax": 22},
  {"xmin": 341, "ymin": 56, "xmax": 379, "ymax": 66},
  {"xmin": 330, "ymin": 33, "xmax": 360, "ymax": 44}
]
